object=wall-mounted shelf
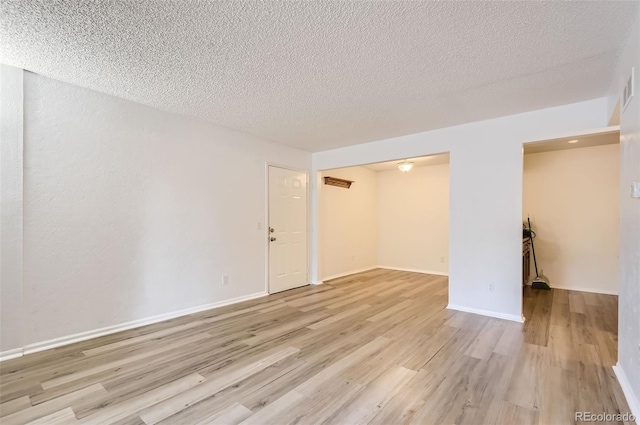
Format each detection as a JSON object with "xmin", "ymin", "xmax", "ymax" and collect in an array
[{"xmin": 324, "ymin": 176, "xmax": 354, "ymax": 189}]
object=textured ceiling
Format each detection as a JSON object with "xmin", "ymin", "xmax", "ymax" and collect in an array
[{"xmin": 1, "ymin": 1, "xmax": 638, "ymax": 152}]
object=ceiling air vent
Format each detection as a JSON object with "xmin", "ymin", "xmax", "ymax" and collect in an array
[{"xmin": 622, "ymin": 67, "xmax": 634, "ymax": 111}]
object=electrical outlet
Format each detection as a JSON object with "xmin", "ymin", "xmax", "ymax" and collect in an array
[
  {"xmin": 351, "ymin": 255, "xmax": 355, "ymax": 261},
  {"xmin": 440, "ymin": 257, "xmax": 445, "ymax": 263},
  {"xmin": 222, "ymin": 274, "xmax": 229, "ymax": 285},
  {"xmin": 487, "ymin": 283, "xmax": 495, "ymax": 292}
]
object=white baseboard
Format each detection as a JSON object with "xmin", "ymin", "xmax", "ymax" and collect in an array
[
  {"xmin": 311, "ymin": 281, "xmax": 324, "ymax": 285},
  {"xmin": 377, "ymin": 266, "xmax": 449, "ymax": 276},
  {"xmin": 447, "ymin": 303, "xmax": 525, "ymax": 323},
  {"xmin": 549, "ymin": 284, "xmax": 618, "ymax": 296},
  {"xmin": 1, "ymin": 291, "xmax": 268, "ymax": 361},
  {"xmin": 321, "ymin": 267, "xmax": 378, "ymax": 282},
  {"xmin": 321, "ymin": 266, "xmax": 448, "ymax": 283},
  {"xmin": 613, "ymin": 363, "xmax": 640, "ymax": 420},
  {"xmin": 0, "ymin": 347, "xmax": 23, "ymax": 362}
]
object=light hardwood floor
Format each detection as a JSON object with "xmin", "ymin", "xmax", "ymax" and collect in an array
[{"xmin": 0, "ymin": 269, "xmax": 632, "ymax": 424}]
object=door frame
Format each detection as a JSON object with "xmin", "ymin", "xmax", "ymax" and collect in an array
[{"xmin": 264, "ymin": 163, "xmax": 310, "ymax": 294}]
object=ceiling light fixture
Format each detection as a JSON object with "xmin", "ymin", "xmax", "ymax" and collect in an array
[
  {"xmin": 397, "ymin": 160, "xmax": 414, "ymax": 172},
  {"xmin": 568, "ymin": 139, "xmax": 579, "ymax": 144}
]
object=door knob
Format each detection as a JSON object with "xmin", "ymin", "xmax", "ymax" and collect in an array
[
  {"xmin": 270, "ymin": 237, "xmax": 277, "ymax": 242},
  {"xmin": 269, "ymin": 227, "xmax": 275, "ymax": 233}
]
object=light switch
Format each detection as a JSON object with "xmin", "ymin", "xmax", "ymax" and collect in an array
[{"xmin": 631, "ymin": 182, "xmax": 640, "ymax": 198}]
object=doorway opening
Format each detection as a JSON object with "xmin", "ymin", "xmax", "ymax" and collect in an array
[
  {"xmin": 520, "ymin": 127, "xmax": 620, "ymax": 335},
  {"xmin": 317, "ymin": 153, "xmax": 450, "ymax": 292}
]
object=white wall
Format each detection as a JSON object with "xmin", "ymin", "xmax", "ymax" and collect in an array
[
  {"xmin": 2, "ymin": 70, "xmax": 311, "ymax": 353},
  {"xmin": 319, "ymin": 163, "xmax": 449, "ymax": 280},
  {"xmin": 319, "ymin": 167, "xmax": 378, "ymax": 280},
  {"xmin": 607, "ymin": 9, "xmax": 640, "ymax": 418},
  {"xmin": 523, "ymin": 145, "xmax": 619, "ymax": 295},
  {"xmin": 312, "ymin": 98, "xmax": 609, "ymax": 322},
  {"xmin": 377, "ymin": 164, "xmax": 449, "ymax": 275},
  {"xmin": 0, "ymin": 64, "xmax": 24, "ymax": 356}
]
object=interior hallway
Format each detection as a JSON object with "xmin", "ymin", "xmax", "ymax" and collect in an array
[{"xmin": 0, "ymin": 269, "xmax": 629, "ymax": 424}]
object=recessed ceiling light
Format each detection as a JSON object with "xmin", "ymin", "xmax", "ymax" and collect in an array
[{"xmin": 568, "ymin": 139, "xmax": 579, "ymax": 144}]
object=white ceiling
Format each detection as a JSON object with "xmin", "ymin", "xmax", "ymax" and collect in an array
[
  {"xmin": 524, "ymin": 127, "xmax": 619, "ymax": 154},
  {"xmin": 1, "ymin": 2, "xmax": 637, "ymax": 152},
  {"xmin": 363, "ymin": 153, "xmax": 450, "ymax": 172}
]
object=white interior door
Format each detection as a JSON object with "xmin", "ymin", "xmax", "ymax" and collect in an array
[{"xmin": 268, "ymin": 166, "xmax": 308, "ymax": 293}]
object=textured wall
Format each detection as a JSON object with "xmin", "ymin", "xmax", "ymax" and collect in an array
[
  {"xmin": 319, "ymin": 167, "xmax": 378, "ymax": 280},
  {"xmin": 377, "ymin": 164, "xmax": 449, "ymax": 275},
  {"xmin": 21, "ymin": 72, "xmax": 311, "ymax": 346},
  {"xmin": 0, "ymin": 64, "xmax": 24, "ymax": 355},
  {"xmin": 608, "ymin": 10, "xmax": 640, "ymax": 416}
]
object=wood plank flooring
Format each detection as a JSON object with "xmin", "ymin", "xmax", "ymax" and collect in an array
[{"xmin": 0, "ymin": 269, "xmax": 632, "ymax": 424}]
